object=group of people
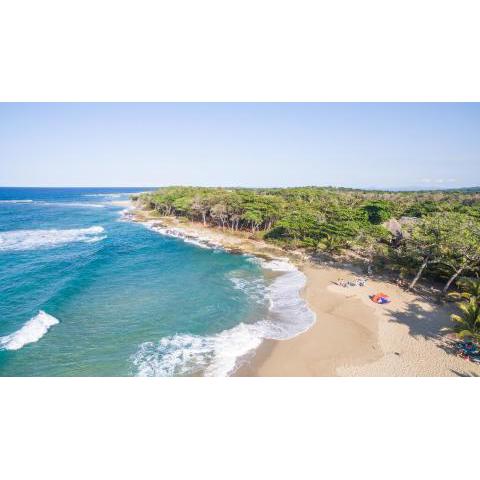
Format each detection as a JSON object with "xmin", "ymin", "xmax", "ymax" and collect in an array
[
  {"xmin": 335, "ymin": 277, "xmax": 393, "ymax": 305},
  {"xmin": 456, "ymin": 341, "xmax": 480, "ymax": 363},
  {"xmin": 335, "ymin": 275, "xmax": 393, "ymax": 305},
  {"xmin": 336, "ymin": 277, "xmax": 368, "ymax": 288}
]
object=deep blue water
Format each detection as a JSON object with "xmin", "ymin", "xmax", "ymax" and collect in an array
[{"xmin": 0, "ymin": 188, "xmax": 278, "ymax": 376}]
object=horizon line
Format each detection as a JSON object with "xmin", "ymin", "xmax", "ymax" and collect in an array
[{"xmin": 1, "ymin": 184, "xmax": 479, "ymax": 192}]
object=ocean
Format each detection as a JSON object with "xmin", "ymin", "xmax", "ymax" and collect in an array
[{"xmin": 0, "ymin": 187, "xmax": 314, "ymax": 376}]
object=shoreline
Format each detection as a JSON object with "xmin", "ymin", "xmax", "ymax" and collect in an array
[
  {"xmin": 236, "ymin": 263, "xmax": 382, "ymax": 376},
  {"xmin": 129, "ymin": 205, "xmax": 480, "ymax": 377}
]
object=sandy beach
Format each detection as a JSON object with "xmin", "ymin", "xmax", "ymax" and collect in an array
[
  {"xmin": 246, "ymin": 263, "xmax": 480, "ymax": 377},
  {"xmin": 132, "ymin": 206, "xmax": 480, "ymax": 377}
]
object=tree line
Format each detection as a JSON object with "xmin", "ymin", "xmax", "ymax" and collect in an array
[{"xmin": 136, "ymin": 186, "xmax": 480, "ymax": 294}]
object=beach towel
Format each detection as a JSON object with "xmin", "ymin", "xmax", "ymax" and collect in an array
[{"xmin": 371, "ymin": 293, "xmax": 390, "ymax": 304}]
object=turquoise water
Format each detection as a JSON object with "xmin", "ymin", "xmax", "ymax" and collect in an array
[{"xmin": 0, "ymin": 188, "xmax": 314, "ymax": 376}]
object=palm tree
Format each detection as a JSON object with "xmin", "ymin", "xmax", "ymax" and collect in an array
[
  {"xmin": 450, "ymin": 297, "xmax": 480, "ymax": 343},
  {"xmin": 317, "ymin": 233, "xmax": 345, "ymax": 254},
  {"xmin": 448, "ymin": 278, "xmax": 480, "ymax": 303},
  {"xmin": 458, "ymin": 278, "xmax": 480, "ymax": 300}
]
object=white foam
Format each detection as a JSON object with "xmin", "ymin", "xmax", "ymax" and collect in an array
[
  {"xmin": 143, "ymin": 222, "xmax": 223, "ymax": 250},
  {"xmin": 37, "ymin": 201, "xmax": 105, "ymax": 208},
  {"xmin": 0, "ymin": 226, "xmax": 106, "ymax": 251},
  {"xmin": 51, "ymin": 202, "xmax": 105, "ymax": 208},
  {"xmin": 131, "ymin": 323, "xmax": 263, "ymax": 377},
  {"xmin": 116, "ymin": 203, "xmax": 134, "ymax": 222},
  {"xmin": 261, "ymin": 258, "xmax": 298, "ymax": 272},
  {"xmin": 0, "ymin": 200, "xmax": 104, "ymax": 208},
  {"xmin": 131, "ymin": 222, "xmax": 316, "ymax": 376},
  {"xmin": 84, "ymin": 193, "xmax": 124, "ymax": 198},
  {"xmin": 0, "ymin": 311, "xmax": 59, "ymax": 351},
  {"xmin": 132, "ymin": 256, "xmax": 315, "ymax": 377},
  {"xmin": 259, "ymin": 261, "xmax": 316, "ymax": 339},
  {"xmin": 84, "ymin": 192, "xmax": 143, "ymax": 199},
  {"xmin": 229, "ymin": 272, "xmax": 267, "ymax": 305}
]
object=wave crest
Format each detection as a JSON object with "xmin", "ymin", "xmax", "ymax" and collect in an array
[
  {"xmin": 0, "ymin": 311, "xmax": 59, "ymax": 351},
  {"xmin": 131, "ymin": 323, "xmax": 263, "ymax": 377},
  {"xmin": 132, "ymin": 258, "xmax": 315, "ymax": 377},
  {"xmin": 0, "ymin": 226, "xmax": 106, "ymax": 251},
  {"xmin": 0, "ymin": 200, "xmax": 105, "ymax": 208},
  {"xmin": 143, "ymin": 222, "xmax": 223, "ymax": 250},
  {"xmin": 132, "ymin": 222, "xmax": 315, "ymax": 376},
  {"xmin": 41, "ymin": 202, "xmax": 105, "ymax": 208}
]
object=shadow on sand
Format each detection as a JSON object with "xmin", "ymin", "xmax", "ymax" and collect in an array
[
  {"xmin": 385, "ymin": 299, "xmax": 455, "ymax": 341},
  {"xmin": 309, "ymin": 256, "xmax": 480, "ymax": 372},
  {"xmin": 450, "ymin": 370, "xmax": 479, "ymax": 377},
  {"xmin": 378, "ymin": 293, "xmax": 480, "ymax": 375}
]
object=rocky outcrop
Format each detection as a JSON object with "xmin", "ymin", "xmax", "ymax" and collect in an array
[
  {"xmin": 384, "ymin": 216, "xmax": 421, "ymax": 242},
  {"xmin": 384, "ymin": 218, "xmax": 403, "ymax": 239}
]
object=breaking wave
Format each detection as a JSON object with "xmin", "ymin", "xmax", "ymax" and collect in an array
[
  {"xmin": 84, "ymin": 193, "xmax": 124, "ymax": 198},
  {"xmin": 142, "ymin": 221, "xmax": 223, "ymax": 250},
  {"xmin": 0, "ymin": 199, "xmax": 104, "ymax": 208},
  {"xmin": 229, "ymin": 271, "xmax": 267, "ymax": 305},
  {"xmin": 131, "ymin": 323, "xmax": 264, "ymax": 377},
  {"xmin": 0, "ymin": 226, "xmax": 106, "ymax": 251},
  {"xmin": 83, "ymin": 192, "xmax": 142, "ymax": 199},
  {"xmin": 257, "ymin": 258, "xmax": 316, "ymax": 339},
  {"xmin": 131, "ymin": 222, "xmax": 315, "ymax": 376},
  {"xmin": 0, "ymin": 311, "xmax": 59, "ymax": 351},
  {"xmin": 42, "ymin": 202, "xmax": 105, "ymax": 208}
]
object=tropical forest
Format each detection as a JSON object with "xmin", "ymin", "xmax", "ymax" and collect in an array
[{"xmin": 137, "ymin": 186, "xmax": 480, "ymax": 299}]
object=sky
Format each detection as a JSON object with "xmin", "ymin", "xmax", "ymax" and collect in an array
[{"xmin": 0, "ymin": 103, "xmax": 479, "ymax": 189}]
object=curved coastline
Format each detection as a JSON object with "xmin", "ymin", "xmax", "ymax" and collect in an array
[
  {"xmin": 128, "ymin": 204, "xmax": 316, "ymax": 376},
  {"xmin": 128, "ymin": 203, "xmax": 480, "ymax": 378}
]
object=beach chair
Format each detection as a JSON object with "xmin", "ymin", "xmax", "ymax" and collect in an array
[{"xmin": 356, "ymin": 277, "xmax": 367, "ymax": 287}]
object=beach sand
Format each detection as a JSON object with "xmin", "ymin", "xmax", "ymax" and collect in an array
[
  {"xmin": 132, "ymin": 207, "xmax": 480, "ymax": 377},
  {"xmin": 238, "ymin": 263, "xmax": 382, "ymax": 376},
  {"xmin": 244, "ymin": 263, "xmax": 480, "ymax": 377}
]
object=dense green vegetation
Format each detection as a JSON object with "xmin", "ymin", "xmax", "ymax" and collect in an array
[
  {"xmin": 449, "ymin": 279, "xmax": 480, "ymax": 343},
  {"xmin": 137, "ymin": 186, "xmax": 480, "ymax": 294}
]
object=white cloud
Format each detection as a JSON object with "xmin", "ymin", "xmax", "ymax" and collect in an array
[{"xmin": 420, "ymin": 178, "xmax": 457, "ymax": 185}]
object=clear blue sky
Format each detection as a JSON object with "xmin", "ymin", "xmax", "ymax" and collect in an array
[{"xmin": 1, "ymin": 103, "xmax": 479, "ymax": 189}]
